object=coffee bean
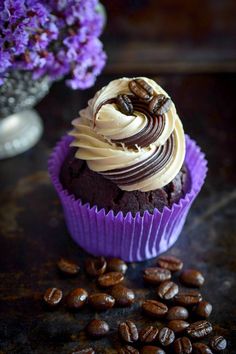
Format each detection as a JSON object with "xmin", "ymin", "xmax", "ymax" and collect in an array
[
  {"xmin": 129, "ymin": 79, "xmax": 154, "ymax": 101},
  {"xmin": 193, "ymin": 301, "xmax": 212, "ymax": 318},
  {"xmin": 143, "ymin": 267, "xmax": 171, "ymax": 284},
  {"xmin": 210, "ymin": 335, "xmax": 227, "ymax": 351},
  {"xmin": 85, "ymin": 257, "xmax": 107, "ymax": 277},
  {"xmin": 43, "ymin": 287, "xmax": 63, "ymax": 306},
  {"xmin": 192, "ymin": 343, "xmax": 213, "ymax": 354},
  {"xmin": 98, "ymin": 271, "xmax": 124, "ymax": 287},
  {"xmin": 139, "ymin": 326, "xmax": 159, "ymax": 343},
  {"xmin": 166, "ymin": 306, "xmax": 189, "ymax": 321},
  {"xmin": 142, "ymin": 299, "xmax": 168, "ymax": 318},
  {"xmin": 158, "ymin": 327, "xmax": 175, "ymax": 346},
  {"xmin": 149, "ymin": 95, "xmax": 172, "ymax": 115},
  {"xmin": 66, "ymin": 288, "xmax": 88, "ymax": 309},
  {"xmin": 107, "ymin": 258, "xmax": 128, "ymax": 274},
  {"xmin": 119, "ymin": 345, "xmax": 139, "ymax": 354},
  {"xmin": 70, "ymin": 348, "xmax": 95, "ymax": 354},
  {"xmin": 57, "ymin": 258, "xmax": 80, "ymax": 275},
  {"xmin": 173, "ymin": 337, "xmax": 192, "ymax": 354},
  {"xmin": 117, "ymin": 95, "xmax": 134, "ymax": 115},
  {"xmin": 174, "ymin": 291, "xmax": 202, "ymax": 306},
  {"xmin": 141, "ymin": 346, "xmax": 165, "ymax": 354},
  {"xmin": 119, "ymin": 320, "xmax": 139, "ymax": 343},
  {"xmin": 187, "ymin": 321, "xmax": 212, "ymax": 339},
  {"xmin": 180, "ymin": 269, "xmax": 205, "ymax": 287},
  {"xmin": 157, "ymin": 280, "xmax": 179, "ymax": 300},
  {"xmin": 88, "ymin": 293, "xmax": 115, "ymax": 311},
  {"xmin": 156, "ymin": 255, "xmax": 183, "ymax": 272},
  {"xmin": 167, "ymin": 320, "xmax": 190, "ymax": 334},
  {"xmin": 110, "ymin": 285, "xmax": 135, "ymax": 307},
  {"xmin": 86, "ymin": 319, "xmax": 109, "ymax": 338}
]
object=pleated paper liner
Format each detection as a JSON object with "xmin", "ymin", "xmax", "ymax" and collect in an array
[{"xmin": 48, "ymin": 135, "xmax": 207, "ymax": 262}]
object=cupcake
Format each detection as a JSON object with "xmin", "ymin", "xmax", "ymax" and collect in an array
[{"xmin": 48, "ymin": 77, "xmax": 207, "ymax": 261}]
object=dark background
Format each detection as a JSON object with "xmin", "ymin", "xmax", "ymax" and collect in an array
[{"xmin": 0, "ymin": 1, "xmax": 236, "ymax": 353}]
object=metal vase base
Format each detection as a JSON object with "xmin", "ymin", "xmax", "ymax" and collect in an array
[{"xmin": 0, "ymin": 109, "xmax": 43, "ymax": 159}]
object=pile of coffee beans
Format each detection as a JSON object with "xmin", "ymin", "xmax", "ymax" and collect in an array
[{"xmin": 43, "ymin": 255, "xmax": 227, "ymax": 353}]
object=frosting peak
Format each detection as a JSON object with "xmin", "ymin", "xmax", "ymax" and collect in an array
[{"xmin": 70, "ymin": 77, "xmax": 185, "ymax": 192}]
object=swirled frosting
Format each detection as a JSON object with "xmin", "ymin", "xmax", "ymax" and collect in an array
[{"xmin": 70, "ymin": 77, "xmax": 185, "ymax": 192}]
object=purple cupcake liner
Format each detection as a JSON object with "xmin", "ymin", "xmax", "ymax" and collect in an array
[{"xmin": 48, "ymin": 135, "xmax": 207, "ymax": 262}]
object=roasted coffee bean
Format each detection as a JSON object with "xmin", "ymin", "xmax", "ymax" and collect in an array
[
  {"xmin": 88, "ymin": 293, "xmax": 115, "ymax": 311},
  {"xmin": 156, "ymin": 255, "xmax": 183, "ymax": 272},
  {"xmin": 57, "ymin": 258, "xmax": 80, "ymax": 275},
  {"xmin": 107, "ymin": 258, "xmax": 128, "ymax": 274},
  {"xmin": 174, "ymin": 336, "xmax": 192, "ymax": 354},
  {"xmin": 43, "ymin": 287, "xmax": 63, "ymax": 306},
  {"xmin": 129, "ymin": 79, "xmax": 154, "ymax": 101},
  {"xmin": 98, "ymin": 271, "xmax": 124, "ymax": 287},
  {"xmin": 142, "ymin": 299, "xmax": 168, "ymax": 318},
  {"xmin": 174, "ymin": 291, "xmax": 202, "ymax": 306},
  {"xmin": 86, "ymin": 319, "xmax": 109, "ymax": 338},
  {"xmin": 166, "ymin": 306, "xmax": 189, "ymax": 320},
  {"xmin": 167, "ymin": 320, "xmax": 190, "ymax": 334},
  {"xmin": 70, "ymin": 348, "xmax": 95, "ymax": 354},
  {"xmin": 149, "ymin": 94, "xmax": 172, "ymax": 115},
  {"xmin": 85, "ymin": 257, "xmax": 107, "ymax": 277},
  {"xmin": 157, "ymin": 280, "xmax": 179, "ymax": 300},
  {"xmin": 180, "ymin": 269, "xmax": 205, "ymax": 287},
  {"xmin": 66, "ymin": 288, "xmax": 88, "ymax": 309},
  {"xmin": 141, "ymin": 346, "xmax": 165, "ymax": 354},
  {"xmin": 193, "ymin": 301, "xmax": 212, "ymax": 318},
  {"xmin": 110, "ymin": 285, "xmax": 135, "ymax": 307},
  {"xmin": 187, "ymin": 321, "xmax": 212, "ymax": 339},
  {"xmin": 210, "ymin": 335, "xmax": 227, "ymax": 351},
  {"xmin": 158, "ymin": 327, "xmax": 175, "ymax": 346},
  {"xmin": 117, "ymin": 95, "xmax": 134, "ymax": 115},
  {"xmin": 119, "ymin": 345, "xmax": 139, "ymax": 354},
  {"xmin": 143, "ymin": 267, "xmax": 171, "ymax": 284},
  {"xmin": 139, "ymin": 326, "xmax": 159, "ymax": 343},
  {"xmin": 192, "ymin": 343, "xmax": 213, "ymax": 354},
  {"xmin": 119, "ymin": 320, "xmax": 139, "ymax": 343}
]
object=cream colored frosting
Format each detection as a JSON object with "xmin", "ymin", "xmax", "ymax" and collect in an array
[{"xmin": 70, "ymin": 77, "xmax": 185, "ymax": 192}]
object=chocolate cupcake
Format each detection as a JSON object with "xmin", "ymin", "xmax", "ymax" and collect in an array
[{"xmin": 48, "ymin": 77, "xmax": 207, "ymax": 261}]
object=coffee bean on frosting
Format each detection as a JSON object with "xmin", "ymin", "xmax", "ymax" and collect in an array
[
  {"xmin": 143, "ymin": 267, "xmax": 171, "ymax": 284},
  {"xmin": 187, "ymin": 320, "xmax": 213, "ymax": 339},
  {"xmin": 156, "ymin": 255, "xmax": 183, "ymax": 272},
  {"xmin": 180, "ymin": 269, "xmax": 205, "ymax": 287},
  {"xmin": 157, "ymin": 280, "xmax": 179, "ymax": 300},
  {"xmin": 117, "ymin": 94, "xmax": 134, "ymax": 115},
  {"xmin": 149, "ymin": 94, "xmax": 172, "ymax": 115},
  {"xmin": 129, "ymin": 79, "xmax": 154, "ymax": 101},
  {"xmin": 119, "ymin": 320, "xmax": 139, "ymax": 343}
]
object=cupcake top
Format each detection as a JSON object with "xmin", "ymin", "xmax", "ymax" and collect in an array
[{"xmin": 70, "ymin": 77, "xmax": 185, "ymax": 192}]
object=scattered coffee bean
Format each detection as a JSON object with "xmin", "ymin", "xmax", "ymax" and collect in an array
[
  {"xmin": 180, "ymin": 269, "xmax": 205, "ymax": 287},
  {"xmin": 110, "ymin": 285, "xmax": 135, "ymax": 307},
  {"xmin": 173, "ymin": 336, "xmax": 192, "ymax": 354},
  {"xmin": 158, "ymin": 327, "xmax": 175, "ymax": 346},
  {"xmin": 156, "ymin": 255, "xmax": 183, "ymax": 272},
  {"xmin": 174, "ymin": 291, "xmax": 202, "ymax": 306},
  {"xmin": 85, "ymin": 257, "xmax": 107, "ymax": 277},
  {"xmin": 166, "ymin": 306, "xmax": 189, "ymax": 321},
  {"xmin": 210, "ymin": 335, "xmax": 227, "ymax": 351},
  {"xmin": 129, "ymin": 79, "xmax": 154, "ymax": 101},
  {"xmin": 168, "ymin": 320, "xmax": 190, "ymax": 334},
  {"xmin": 57, "ymin": 258, "xmax": 80, "ymax": 275},
  {"xmin": 119, "ymin": 320, "xmax": 139, "ymax": 343},
  {"xmin": 70, "ymin": 348, "xmax": 95, "ymax": 354},
  {"xmin": 119, "ymin": 345, "xmax": 139, "ymax": 354},
  {"xmin": 142, "ymin": 299, "xmax": 168, "ymax": 318},
  {"xmin": 107, "ymin": 258, "xmax": 128, "ymax": 274},
  {"xmin": 98, "ymin": 271, "xmax": 124, "ymax": 287},
  {"xmin": 187, "ymin": 321, "xmax": 213, "ymax": 339},
  {"xmin": 139, "ymin": 325, "xmax": 159, "ymax": 343},
  {"xmin": 143, "ymin": 267, "xmax": 171, "ymax": 284},
  {"xmin": 194, "ymin": 301, "xmax": 212, "ymax": 318},
  {"xmin": 192, "ymin": 342, "xmax": 213, "ymax": 354},
  {"xmin": 117, "ymin": 95, "xmax": 134, "ymax": 115},
  {"xmin": 157, "ymin": 280, "xmax": 179, "ymax": 300},
  {"xmin": 88, "ymin": 293, "xmax": 115, "ymax": 311},
  {"xmin": 66, "ymin": 288, "xmax": 88, "ymax": 309},
  {"xmin": 141, "ymin": 346, "xmax": 165, "ymax": 354},
  {"xmin": 149, "ymin": 94, "xmax": 172, "ymax": 115},
  {"xmin": 43, "ymin": 287, "xmax": 63, "ymax": 306},
  {"xmin": 86, "ymin": 319, "xmax": 109, "ymax": 338}
]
